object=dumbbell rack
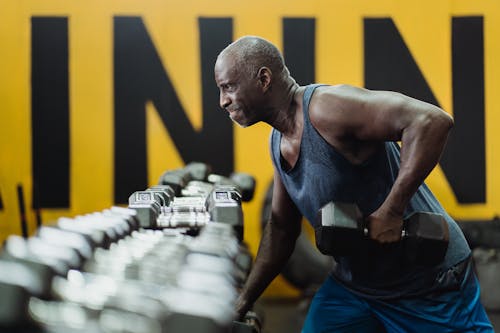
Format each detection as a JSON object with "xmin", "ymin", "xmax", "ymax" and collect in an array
[{"xmin": 0, "ymin": 163, "xmax": 260, "ymax": 333}]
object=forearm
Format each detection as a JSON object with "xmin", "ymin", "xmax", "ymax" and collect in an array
[
  {"xmin": 384, "ymin": 108, "xmax": 453, "ymax": 214},
  {"xmin": 236, "ymin": 218, "xmax": 300, "ymax": 318}
]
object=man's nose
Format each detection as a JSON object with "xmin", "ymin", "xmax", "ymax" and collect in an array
[{"xmin": 220, "ymin": 93, "xmax": 231, "ymax": 109}]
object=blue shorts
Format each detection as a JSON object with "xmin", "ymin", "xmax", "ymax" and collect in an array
[{"xmin": 302, "ymin": 261, "xmax": 493, "ymax": 333}]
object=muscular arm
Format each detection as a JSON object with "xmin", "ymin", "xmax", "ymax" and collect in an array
[
  {"xmin": 311, "ymin": 85, "xmax": 454, "ymax": 242},
  {"xmin": 235, "ymin": 170, "xmax": 302, "ymax": 318}
]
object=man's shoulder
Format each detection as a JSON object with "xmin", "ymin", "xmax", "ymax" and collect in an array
[
  {"xmin": 312, "ymin": 83, "xmax": 364, "ymax": 99},
  {"xmin": 307, "ymin": 84, "xmax": 368, "ymax": 143},
  {"xmin": 308, "ymin": 84, "xmax": 362, "ymax": 115},
  {"xmin": 308, "ymin": 84, "xmax": 349, "ymax": 118}
]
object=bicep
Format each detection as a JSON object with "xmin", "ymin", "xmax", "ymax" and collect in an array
[{"xmin": 270, "ymin": 170, "xmax": 302, "ymax": 234}]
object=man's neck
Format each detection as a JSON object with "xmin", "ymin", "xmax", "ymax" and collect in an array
[{"xmin": 263, "ymin": 80, "xmax": 301, "ymax": 135}]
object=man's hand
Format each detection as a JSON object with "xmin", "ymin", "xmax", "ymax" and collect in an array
[{"xmin": 366, "ymin": 207, "xmax": 404, "ymax": 243}]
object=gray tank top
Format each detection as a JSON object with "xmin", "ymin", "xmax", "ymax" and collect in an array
[{"xmin": 270, "ymin": 84, "xmax": 471, "ymax": 297}]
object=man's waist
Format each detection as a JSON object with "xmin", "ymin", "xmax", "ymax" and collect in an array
[{"xmin": 330, "ymin": 254, "xmax": 471, "ymax": 300}]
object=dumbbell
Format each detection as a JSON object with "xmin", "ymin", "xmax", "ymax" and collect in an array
[
  {"xmin": 230, "ymin": 172, "xmax": 256, "ymax": 202},
  {"xmin": 158, "ymin": 168, "xmax": 192, "ymax": 196},
  {"xmin": 1, "ymin": 236, "xmax": 67, "ymax": 299},
  {"xmin": 158, "ymin": 195, "xmax": 210, "ymax": 228},
  {"xmin": 316, "ymin": 202, "xmax": 449, "ymax": 266},
  {"xmin": 206, "ymin": 187, "xmax": 244, "ymax": 241},
  {"xmin": 101, "ymin": 287, "xmax": 234, "ymax": 333},
  {"xmin": 0, "ymin": 260, "xmax": 45, "ymax": 329},
  {"xmin": 181, "ymin": 180, "xmax": 214, "ymax": 198},
  {"xmin": 184, "ymin": 161, "xmax": 212, "ymax": 181},
  {"xmin": 163, "ymin": 288, "xmax": 235, "ymax": 333},
  {"xmin": 50, "ymin": 209, "xmax": 136, "ymax": 258},
  {"xmin": 78, "ymin": 212, "xmax": 132, "ymax": 240},
  {"xmin": 128, "ymin": 191, "xmax": 163, "ymax": 228},
  {"xmin": 104, "ymin": 206, "xmax": 141, "ymax": 232},
  {"xmin": 74, "ymin": 237, "xmax": 238, "ymax": 330},
  {"xmin": 147, "ymin": 185, "xmax": 175, "ymax": 210},
  {"xmin": 55, "ymin": 217, "xmax": 111, "ymax": 249},
  {"xmin": 37, "ymin": 226, "xmax": 95, "ymax": 261},
  {"xmin": 207, "ymin": 173, "xmax": 256, "ymax": 202},
  {"xmin": 158, "ymin": 162, "xmax": 212, "ymax": 195}
]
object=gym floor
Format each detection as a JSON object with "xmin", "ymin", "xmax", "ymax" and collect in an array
[{"xmin": 255, "ymin": 297, "xmax": 500, "ymax": 333}]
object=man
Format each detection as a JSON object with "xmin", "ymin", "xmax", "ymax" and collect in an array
[{"xmin": 214, "ymin": 36, "xmax": 493, "ymax": 332}]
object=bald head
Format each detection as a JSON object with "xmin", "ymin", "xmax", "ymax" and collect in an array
[{"xmin": 218, "ymin": 36, "xmax": 289, "ymax": 81}]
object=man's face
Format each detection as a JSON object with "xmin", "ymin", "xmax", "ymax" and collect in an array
[{"xmin": 214, "ymin": 54, "xmax": 262, "ymax": 128}]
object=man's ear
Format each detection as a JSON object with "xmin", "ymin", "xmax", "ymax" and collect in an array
[{"xmin": 257, "ymin": 67, "xmax": 272, "ymax": 92}]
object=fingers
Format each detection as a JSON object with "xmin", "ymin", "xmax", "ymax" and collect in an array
[
  {"xmin": 373, "ymin": 229, "xmax": 401, "ymax": 243},
  {"xmin": 367, "ymin": 215, "xmax": 403, "ymax": 243}
]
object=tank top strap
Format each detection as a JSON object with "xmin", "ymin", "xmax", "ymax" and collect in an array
[{"xmin": 302, "ymin": 84, "xmax": 328, "ymax": 121}]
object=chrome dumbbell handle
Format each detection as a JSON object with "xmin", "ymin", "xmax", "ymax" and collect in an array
[{"xmin": 363, "ymin": 227, "xmax": 407, "ymax": 238}]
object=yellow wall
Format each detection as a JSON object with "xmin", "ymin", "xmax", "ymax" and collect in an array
[{"xmin": 1, "ymin": 0, "xmax": 500, "ymax": 296}]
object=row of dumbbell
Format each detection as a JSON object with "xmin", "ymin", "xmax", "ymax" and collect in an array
[
  {"xmin": 0, "ymin": 164, "xmax": 259, "ymax": 333},
  {"xmin": 129, "ymin": 184, "xmax": 243, "ymax": 237},
  {"xmin": 0, "ymin": 206, "xmax": 141, "ymax": 329},
  {"xmin": 125, "ymin": 164, "xmax": 259, "ymax": 332},
  {"xmin": 157, "ymin": 162, "xmax": 255, "ymax": 203},
  {"xmin": 31, "ymin": 224, "xmax": 251, "ymax": 333},
  {"xmin": 1, "ymin": 214, "xmax": 254, "ymax": 332},
  {"xmin": 1, "ymin": 229, "xmax": 251, "ymax": 332},
  {"xmin": 128, "ymin": 162, "xmax": 256, "ymax": 242},
  {"xmin": 156, "ymin": 164, "xmax": 261, "ymax": 333}
]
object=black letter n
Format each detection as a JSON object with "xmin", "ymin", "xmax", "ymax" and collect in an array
[{"xmin": 114, "ymin": 17, "xmax": 234, "ymax": 203}]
